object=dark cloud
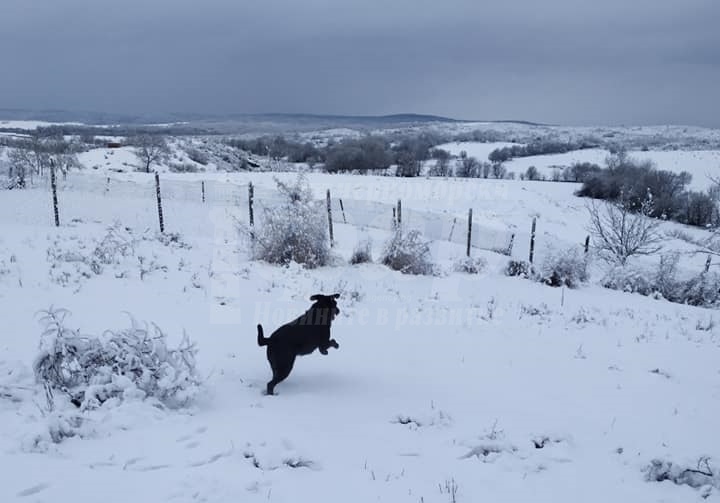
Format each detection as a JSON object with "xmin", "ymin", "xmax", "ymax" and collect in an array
[{"xmin": 1, "ymin": 0, "xmax": 718, "ymax": 126}]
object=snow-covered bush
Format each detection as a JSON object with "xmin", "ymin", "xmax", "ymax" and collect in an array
[
  {"xmin": 251, "ymin": 175, "xmax": 331, "ymax": 268},
  {"xmin": 380, "ymin": 229, "xmax": 435, "ymax": 275},
  {"xmin": 185, "ymin": 146, "xmax": 210, "ymax": 166},
  {"xmin": 47, "ymin": 235, "xmax": 97, "ymax": 289},
  {"xmin": 505, "ymin": 259, "xmax": 530, "ymax": 278},
  {"xmin": 601, "ymin": 264, "xmax": 654, "ymax": 296},
  {"xmin": 169, "ymin": 162, "xmax": 202, "ymax": 173},
  {"xmin": 602, "ymin": 260, "xmax": 720, "ymax": 307},
  {"xmin": 47, "ymin": 223, "xmax": 190, "ymax": 289},
  {"xmin": 644, "ymin": 458, "xmax": 718, "ymax": 494},
  {"xmin": 350, "ymin": 238, "xmax": 373, "ymax": 264},
  {"xmin": 154, "ymin": 230, "xmax": 191, "ymax": 250},
  {"xmin": 677, "ymin": 272, "xmax": 720, "ymax": 307},
  {"xmin": 537, "ymin": 247, "xmax": 588, "ymax": 288},
  {"xmin": 652, "ymin": 252, "xmax": 680, "ymax": 300},
  {"xmin": 453, "ymin": 255, "xmax": 487, "ymax": 274},
  {"xmin": 33, "ymin": 308, "xmax": 201, "ymax": 411}
]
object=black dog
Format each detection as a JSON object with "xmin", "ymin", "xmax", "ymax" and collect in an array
[{"xmin": 257, "ymin": 293, "xmax": 340, "ymax": 395}]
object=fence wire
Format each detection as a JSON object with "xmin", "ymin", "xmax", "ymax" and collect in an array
[{"xmin": 34, "ymin": 172, "xmax": 519, "ymax": 255}]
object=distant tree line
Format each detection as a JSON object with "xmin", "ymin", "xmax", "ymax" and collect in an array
[
  {"xmin": 227, "ymin": 136, "xmax": 323, "ymax": 165},
  {"xmin": 227, "ymin": 131, "xmax": 450, "ymax": 175},
  {"xmin": 576, "ymin": 152, "xmax": 717, "ymax": 227},
  {"xmin": 488, "ymin": 140, "xmax": 599, "ymax": 163}
]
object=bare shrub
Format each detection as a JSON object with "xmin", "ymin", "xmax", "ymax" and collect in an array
[
  {"xmin": 644, "ymin": 458, "xmax": 718, "ymax": 493},
  {"xmin": 380, "ymin": 229, "xmax": 435, "ymax": 275},
  {"xmin": 678, "ymin": 272, "xmax": 720, "ymax": 307},
  {"xmin": 47, "ymin": 223, "xmax": 187, "ymax": 289},
  {"xmin": 33, "ymin": 308, "xmax": 201, "ymax": 411},
  {"xmin": 251, "ymin": 175, "xmax": 331, "ymax": 268},
  {"xmin": 505, "ymin": 259, "xmax": 530, "ymax": 278},
  {"xmin": 537, "ymin": 247, "xmax": 588, "ymax": 288},
  {"xmin": 653, "ymin": 252, "xmax": 680, "ymax": 299},
  {"xmin": 453, "ymin": 256, "xmax": 487, "ymax": 274},
  {"xmin": 350, "ymin": 238, "xmax": 373, "ymax": 264},
  {"xmin": 169, "ymin": 162, "xmax": 201, "ymax": 173},
  {"xmin": 601, "ymin": 264, "xmax": 654, "ymax": 296},
  {"xmin": 185, "ymin": 147, "xmax": 209, "ymax": 165},
  {"xmin": 602, "ymin": 260, "xmax": 720, "ymax": 307}
]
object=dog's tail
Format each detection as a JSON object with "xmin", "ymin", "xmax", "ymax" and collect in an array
[{"xmin": 257, "ymin": 324, "xmax": 268, "ymax": 347}]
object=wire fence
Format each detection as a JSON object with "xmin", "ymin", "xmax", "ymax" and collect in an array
[{"xmin": 21, "ymin": 172, "xmax": 526, "ymax": 257}]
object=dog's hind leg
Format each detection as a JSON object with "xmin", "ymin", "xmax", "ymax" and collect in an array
[{"xmin": 267, "ymin": 356, "xmax": 295, "ymax": 395}]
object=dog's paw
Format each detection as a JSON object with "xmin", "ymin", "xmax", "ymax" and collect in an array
[
  {"xmin": 319, "ymin": 348, "xmax": 329, "ymax": 355},
  {"xmin": 330, "ymin": 339, "xmax": 340, "ymax": 349}
]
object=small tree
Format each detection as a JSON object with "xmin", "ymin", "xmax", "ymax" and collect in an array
[
  {"xmin": 132, "ymin": 135, "xmax": 170, "ymax": 173},
  {"xmin": 491, "ymin": 162, "xmax": 507, "ymax": 179},
  {"xmin": 587, "ymin": 195, "xmax": 662, "ymax": 265},
  {"xmin": 525, "ymin": 166, "xmax": 539, "ymax": 181},
  {"xmin": 396, "ymin": 151, "xmax": 421, "ymax": 177},
  {"xmin": 456, "ymin": 155, "xmax": 480, "ymax": 178},
  {"xmin": 481, "ymin": 162, "xmax": 491, "ymax": 179},
  {"xmin": 429, "ymin": 149, "xmax": 452, "ymax": 177}
]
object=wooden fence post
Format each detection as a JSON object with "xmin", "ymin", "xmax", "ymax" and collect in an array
[
  {"xmin": 201, "ymin": 181, "xmax": 206, "ymax": 203},
  {"xmin": 105, "ymin": 176, "xmax": 110, "ymax": 196},
  {"xmin": 248, "ymin": 182, "xmax": 254, "ymax": 227},
  {"xmin": 327, "ymin": 189, "xmax": 334, "ymax": 247},
  {"xmin": 529, "ymin": 217, "xmax": 537, "ymax": 264},
  {"xmin": 507, "ymin": 233, "xmax": 515, "ymax": 256},
  {"xmin": 705, "ymin": 254, "xmax": 712, "ymax": 273},
  {"xmin": 584, "ymin": 235, "xmax": 590, "ymax": 254},
  {"xmin": 339, "ymin": 198, "xmax": 347, "ymax": 224},
  {"xmin": 466, "ymin": 208, "xmax": 473, "ymax": 257},
  {"xmin": 50, "ymin": 159, "xmax": 60, "ymax": 227},
  {"xmin": 155, "ymin": 172, "xmax": 164, "ymax": 233},
  {"xmin": 448, "ymin": 217, "xmax": 457, "ymax": 242},
  {"xmin": 397, "ymin": 199, "xmax": 402, "ymax": 229}
]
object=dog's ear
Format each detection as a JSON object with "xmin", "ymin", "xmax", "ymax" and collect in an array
[
  {"xmin": 332, "ymin": 293, "xmax": 340, "ymax": 299},
  {"xmin": 309, "ymin": 294, "xmax": 322, "ymax": 301}
]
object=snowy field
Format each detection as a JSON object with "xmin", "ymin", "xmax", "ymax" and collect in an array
[
  {"xmin": 1, "ymin": 167, "xmax": 720, "ymax": 502},
  {"xmin": 437, "ymin": 142, "xmax": 720, "ymax": 190}
]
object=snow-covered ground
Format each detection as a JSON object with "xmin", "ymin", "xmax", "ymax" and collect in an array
[{"xmin": 1, "ymin": 168, "xmax": 719, "ymax": 502}]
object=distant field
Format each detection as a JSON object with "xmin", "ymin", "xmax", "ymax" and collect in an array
[{"xmin": 437, "ymin": 142, "xmax": 720, "ymax": 190}]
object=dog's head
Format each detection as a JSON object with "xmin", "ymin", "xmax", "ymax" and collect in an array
[{"xmin": 309, "ymin": 293, "xmax": 340, "ymax": 320}]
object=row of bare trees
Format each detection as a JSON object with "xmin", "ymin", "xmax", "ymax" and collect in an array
[
  {"xmin": 4, "ymin": 138, "xmax": 80, "ymax": 188},
  {"xmin": 2, "ymin": 134, "xmax": 170, "ymax": 188}
]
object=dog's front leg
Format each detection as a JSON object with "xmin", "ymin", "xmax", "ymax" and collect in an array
[{"xmin": 319, "ymin": 339, "xmax": 339, "ymax": 355}]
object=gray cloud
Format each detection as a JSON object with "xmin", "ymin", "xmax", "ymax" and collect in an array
[{"xmin": 1, "ymin": 0, "xmax": 718, "ymax": 126}]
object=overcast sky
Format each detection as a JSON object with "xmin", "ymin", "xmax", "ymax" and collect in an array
[{"xmin": 1, "ymin": 0, "xmax": 718, "ymax": 126}]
